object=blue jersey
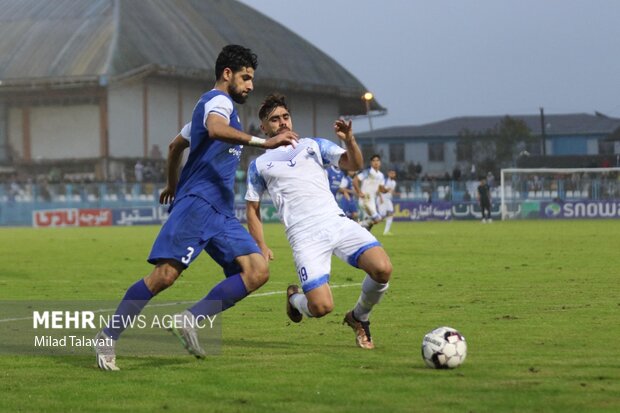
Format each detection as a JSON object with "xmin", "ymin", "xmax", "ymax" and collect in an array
[
  {"xmin": 327, "ymin": 165, "xmax": 345, "ymax": 197},
  {"xmin": 174, "ymin": 90, "xmax": 243, "ymax": 217},
  {"xmin": 341, "ymin": 175, "xmax": 354, "ymax": 192}
]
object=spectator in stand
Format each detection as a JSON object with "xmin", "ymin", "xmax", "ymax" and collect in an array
[
  {"xmin": 486, "ymin": 171, "xmax": 495, "ymax": 188},
  {"xmin": 452, "ymin": 166, "xmax": 462, "ymax": 181},
  {"xmin": 150, "ymin": 144, "xmax": 163, "ymax": 159},
  {"xmin": 134, "ymin": 160, "xmax": 144, "ymax": 183}
]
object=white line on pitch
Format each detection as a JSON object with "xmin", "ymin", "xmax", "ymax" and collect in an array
[{"xmin": 0, "ymin": 283, "xmax": 361, "ymax": 323}]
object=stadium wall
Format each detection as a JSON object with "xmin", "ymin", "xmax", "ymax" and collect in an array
[
  {"xmin": 3, "ymin": 199, "xmax": 620, "ymax": 227},
  {"xmin": 7, "ymin": 104, "xmax": 100, "ymax": 160},
  {"xmin": 108, "ymin": 81, "xmax": 145, "ymax": 158},
  {"xmin": 31, "ymin": 105, "xmax": 100, "ymax": 159}
]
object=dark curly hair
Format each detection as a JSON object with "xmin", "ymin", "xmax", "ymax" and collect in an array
[
  {"xmin": 258, "ymin": 93, "xmax": 290, "ymax": 121},
  {"xmin": 215, "ymin": 45, "xmax": 258, "ymax": 80}
]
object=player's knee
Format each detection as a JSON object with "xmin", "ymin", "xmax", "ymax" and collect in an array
[
  {"xmin": 147, "ymin": 263, "xmax": 181, "ymax": 293},
  {"xmin": 308, "ymin": 300, "xmax": 334, "ymax": 318},
  {"xmin": 243, "ymin": 260, "xmax": 269, "ymax": 292},
  {"xmin": 369, "ymin": 256, "xmax": 392, "ymax": 284}
]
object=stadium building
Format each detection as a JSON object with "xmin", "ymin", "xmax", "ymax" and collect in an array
[
  {"xmin": 0, "ymin": 0, "xmax": 383, "ymax": 180},
  {"xmin": 356, "ymin": 113, "xmax": 620, "ymax": 176}
]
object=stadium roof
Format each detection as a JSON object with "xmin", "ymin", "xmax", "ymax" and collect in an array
[
  {"xmin": 356, "ymin": 113, "xmax": 620, "ymax": 140},
  {"xmin": 0, "ymin": 0, "xmax": 381, "ymax": 115}
]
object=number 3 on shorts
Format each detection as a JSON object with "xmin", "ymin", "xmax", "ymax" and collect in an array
[{"xmin": 181, "ymin": 246, "xmax": 195, "ymax": 265}]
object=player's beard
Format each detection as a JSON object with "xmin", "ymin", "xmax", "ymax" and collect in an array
[{"xmin": 229, "ymin": 84, "xmax": 249, "ymax": 104}]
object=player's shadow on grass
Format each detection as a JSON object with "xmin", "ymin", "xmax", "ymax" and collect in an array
[
  {"xmin": 222, "ymin": 338, "xmax": 354, "ymax": 352},
  {"xmin": 223, "ymin": 338, "xmax": 302, "ymax": 349},
  {"xmin": 51, "ymin": 355, "xmax": 196, "ymax": 370}
]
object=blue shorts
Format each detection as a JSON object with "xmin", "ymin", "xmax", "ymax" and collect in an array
[{"xmin": 148, "ymin": 196, "xmax": 261, "ymax": 276}]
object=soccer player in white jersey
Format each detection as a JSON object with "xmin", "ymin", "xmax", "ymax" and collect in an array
[
  {"xmin": 377, "ymin": 169, "xmax": 397, "ymax": 235},
  {"xmin": 245, "ymin": 94, "xmax": 393, "ymax": 349},
  {"xmin": 354, "ymin": 155, "xmax": 386, "ymax": 231}
]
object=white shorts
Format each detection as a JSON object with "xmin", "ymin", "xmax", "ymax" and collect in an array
[
  {"xmin": 359, "ymin": 195, "xmax": 380, "ymax": 220},
  {"xmin": 377, "ymin": 198, "xmax": 394, "ymax": 217},
  {"xmin": 289, "ymin": 216, "xmax": 380, "ymax": 293}
]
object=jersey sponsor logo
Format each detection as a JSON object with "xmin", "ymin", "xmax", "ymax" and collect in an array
[{"xmin": 228, "ymin": 147, "xmax": 242, "ymax": 159}]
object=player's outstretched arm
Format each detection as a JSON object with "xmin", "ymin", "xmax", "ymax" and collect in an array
[
  {"xmin": 339, "ymin": 186, "xmax": 352, "ymax": 201},
  {"xmin": 160, "ymin": 134, "xmax": 190, "ymax": 205},
  {"xmin": 206, "ymin": 114, "xmax": 298, "ymax": 149},
  {"xmin": 353, "ymin": 175, "xmax": 364, "ymax": 198},
  {"xmin": 246, "ymin": 200, "xmax": 274, "ymax": 261},
  {"xmin": 334, "ymin": 119, "xmax": 363, "ymax": 171}
]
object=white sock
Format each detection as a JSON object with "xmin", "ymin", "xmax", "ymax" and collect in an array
[
  {"xmin": 290, "ymin": 293, "xmax": 313, "ymax": 318},
  {"xmin": 353, "ymin": 275, "xmax": 389, "ymax": 322},
  {"xmin": 383, "ymin": 216, "xmax": 393, "ymax": 234}
]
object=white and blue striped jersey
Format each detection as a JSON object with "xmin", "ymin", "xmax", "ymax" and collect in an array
[
  {"xmin": 357, "ymin": 168, "xmax": 385, "ymax": 199},
  {"xmin": 245, "ymin": 138, "xmax": 345, "ymax": 235},
  {"xmin": 383, "ymin": 177, "xmax": 396, "ymax": 201}
]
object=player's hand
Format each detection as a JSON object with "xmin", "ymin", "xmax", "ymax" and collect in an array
[
  {"xmin": 159, "ymin": 186, "xmax": 176, "ymax": 205},
  {"xmin": 261, "ymin": 246, "xmax": 274, "ymax": 261},
  {"xmin": 334, "ymin": 119, "xmax": 353, "ymax": 142},
  {"xmin": 264, "ymin": 131, "xmax": 298, "ymax": 149}
]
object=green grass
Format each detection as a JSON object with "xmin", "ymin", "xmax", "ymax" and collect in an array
[{"xmin": 0, "ymin": 220, "xmax": 619, "ymax": 412}]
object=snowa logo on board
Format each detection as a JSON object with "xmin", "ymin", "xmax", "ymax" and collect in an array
[{"xmin": 544, "ymin": 203, "xmax": 562, "ymax": 217}]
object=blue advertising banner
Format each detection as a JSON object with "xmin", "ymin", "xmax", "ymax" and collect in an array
[
  {"xmin": 391, "ymin": 201, "xmax": 453, "ymax": 221},
  {"xmin": 234, "ymin": 202, "xmax": 280, "ymax": 224},
  {"xmin": 6, "ymin": 199, "xmax": 620, "ymax": 227},
  {"xmin": 450, "ymin": 202, "xmax": 502, "ymax": 221},
  {"xmin": 539, "ymin": 200, "xmax": 620, "ymax": 219},
  {"xmin": 112, "ymin": 206, "xmax": 170, "ymax": 226}
]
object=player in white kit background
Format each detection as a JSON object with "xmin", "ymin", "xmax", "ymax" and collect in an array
[
  {"xmin": 354, "ymin": 155, "xmax": 386, "ymax": 232},
  {"xmin": 377, "ymin": 169, "xmax": 398, "ymax": 235},
  {"xmin": 245, "ymin": 94, "xmax": 393, "ymax": 349}
]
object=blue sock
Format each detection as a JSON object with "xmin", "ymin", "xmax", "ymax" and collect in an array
[
  {"xmin": 189, "ymin": 274, "xmax": 248, "ymax": 318},
  {"xmin": 104, "ymin": 278, "xmax": 154, "ymax": 340}
]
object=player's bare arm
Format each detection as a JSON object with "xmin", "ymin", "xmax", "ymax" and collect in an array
[
  {"xmin": 335, "ymin": 119, "xmax": 363, "ymax": 171},
  {"xmin": 160, "ymin": 134, "xmax": 190, "ymax": 205},
  {"xmin": 246, "ymin": 200, "xmax": 274, "ymax": 261},
  {"xmin": 377, "ymin": 185, "xmax": 389, "ymax": 197},
  {"xmin": 353, "ymin": 175, "xmax": 365, "ymax": 198},
  {"xmin": 207, "ymin": 114, "xmax": 298, "ymax": 148},
  {"xmin": 339, "ymin": 186, "xmax": 352, "ymax": 201}
]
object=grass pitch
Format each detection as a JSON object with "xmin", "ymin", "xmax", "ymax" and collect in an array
[{"xmin": 0, "ymin": 220, "xmax": 619, "ymax": 412}]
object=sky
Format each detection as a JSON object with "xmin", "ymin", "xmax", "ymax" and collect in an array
[{"xmin": 239, "ymin": 0, "xmax": 620, "ymax": 132}]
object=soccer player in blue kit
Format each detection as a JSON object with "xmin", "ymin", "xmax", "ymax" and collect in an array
[
  {"xmin": 327, "ymin": 165, "xmax": 345, "ymax": 199},
  {"xmin": 94, "ymin": 45, "xmax": 298, "ymax": 371}
]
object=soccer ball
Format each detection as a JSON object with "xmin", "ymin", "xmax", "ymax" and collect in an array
[{"xmin": 421, "ymin": 326, "xmax": 467, "ymax": 369}]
